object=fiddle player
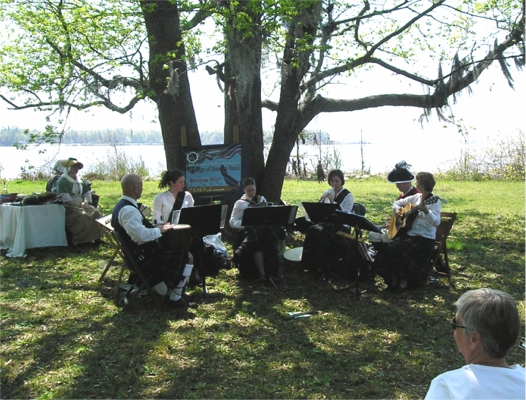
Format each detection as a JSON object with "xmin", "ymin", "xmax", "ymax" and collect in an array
[
  {"xmin": 230, "ymin": 177, "xmax": 280, "ymax": 284},
  {"xmin": 374, "ymin": 172, "xmax": 441, "ymax": 292}
]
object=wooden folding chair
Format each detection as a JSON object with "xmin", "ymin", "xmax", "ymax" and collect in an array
[
  {"xmin": 112, "ymin": 230, "xmax": 162, "ymax": 308},
  {"xmin": 96, "ymin": 215, "xmax": 127, "ymax": 303},
  {"xmin": 429, "ymin": 212, "xmax": 457, "ymax": 280}
]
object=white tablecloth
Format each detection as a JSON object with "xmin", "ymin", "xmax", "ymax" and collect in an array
[{"xmin": 0, "ymin": 204, "xmax": 68, "ymax": 257}]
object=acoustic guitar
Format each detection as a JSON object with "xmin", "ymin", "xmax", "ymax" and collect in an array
[{"xmin": 387, "ymin": 196, "xmax": 440, "ymax": 240}]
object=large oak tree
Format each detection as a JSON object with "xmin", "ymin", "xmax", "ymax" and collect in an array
[
  {"xmin": 1, "ymin": 0, "xmax": 523, "ymax": 201},
  {"xmin": 209, "ymin": 0, "xmax": 524, "ymax": 200},
  {"xmin": 0, "ymin": 0, "xmax": 207, "ymax": 169}
]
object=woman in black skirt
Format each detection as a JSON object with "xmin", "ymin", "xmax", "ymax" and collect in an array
[
  {"xmin": 229, "ymin": 177, "xmax": 280, "ymax": 283},
  {"xmin": 300, "ymin": 170, "xmax": 355, "ymax": 276}
]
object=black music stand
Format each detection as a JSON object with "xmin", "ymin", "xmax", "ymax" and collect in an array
[
  {"xmin": 242, "ymin": 205, "xmax": 298, "ymax": 227},
  {"xmin": 179, "ymin": 204, "xmax": 226, "ymax": 237},
  {"xmin": 335, "ymin": 210, "xmax": 380, "ymax": 297},
  {"xmin": 335, "ymin": 210, "xmax": 382, "ymax": 234},
  {"xmin": 241, "ymin": 205, "xmax": 298, "ymax": 290},
  {"xmin": 301, "ymin": 202, "xmax": 341, "ymax": 224},
  {"xmin": 179, "ymin": 204, "xmax": 227, "ymax": 295}
]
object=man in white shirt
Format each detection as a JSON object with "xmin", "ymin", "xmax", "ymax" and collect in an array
[{"xmin": 112, "ymin": 173, "xmax": 196, "ymax": 309}]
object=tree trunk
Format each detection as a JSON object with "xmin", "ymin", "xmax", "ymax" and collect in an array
[
  {"xmin": 262, "ymin": 2, "xmax": 321, "ymax": 202},
  {"xmin": 223, "ymin": 6, "xmax": 265, "ymax": 188},
  {"xmin": 141, "ymin": 0, "xmax": 201, "ymax": 171}
]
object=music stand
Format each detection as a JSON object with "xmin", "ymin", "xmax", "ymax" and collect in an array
[
  {"xmin": 241, "ymin": 205, "xmax": 298, "ymax": 290},
  {"xmin": 241, "ymin": 205, "xmax": 298, "ymax": 227},
  {"xmin": 335, "ymin": 210, "xmax": 379, "ymax": 297},
  {"xmin": 335, "ymin": 210, "xmax": 382, "ymax": 234},
  {"xmin": 301, "ymin": 202, "xmax": 341, "ymax": 224},
  {"xmin": 179, "ymin": 204, "xmax": 227, "ymax": 295},
  {"xmin": 179, "ymin": 204, "xmax": 226, "ymax": 237}
]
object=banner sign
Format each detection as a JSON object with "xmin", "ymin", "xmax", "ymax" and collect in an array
[{"xmin": 179, "ymin": 143, "xmax": 248, "ymax": 195}]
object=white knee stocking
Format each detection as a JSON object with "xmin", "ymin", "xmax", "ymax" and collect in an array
[{"xmin": 169, "ymin": 264, "xmax": 194, "ymax": 301}]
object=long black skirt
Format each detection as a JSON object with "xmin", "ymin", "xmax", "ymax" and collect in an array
[
  {"xmin": 301, "ymin": 223, "xmax": 363, "ymax": 278},
  {"xmin": 234, "ymin": 225, "xmax": 279, "ymax": 279},
  {"xmin": 374, "ymin": 234, "xmax": 434, "ymax": 288}
]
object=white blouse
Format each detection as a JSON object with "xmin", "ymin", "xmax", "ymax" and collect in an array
[
  {"xmin": 229, "ymin": 194, "xmax": 267, "ymax": 230},
  {"xmin": 152, "ymin": 190, "xmax": 194, "ymax": 224},
  {"xmin": 392, "ymin": 193, "xmax": 441, "ymax": 240}
]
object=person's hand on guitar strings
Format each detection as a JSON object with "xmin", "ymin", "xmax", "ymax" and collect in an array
[{"xmin": 417, "ymin": 201, "xmax": 429, "ymax": 214}]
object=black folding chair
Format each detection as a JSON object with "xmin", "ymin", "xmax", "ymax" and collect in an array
[{"xmin": 112, "ymin": 230, "xmax": 162, "ymax": 308}]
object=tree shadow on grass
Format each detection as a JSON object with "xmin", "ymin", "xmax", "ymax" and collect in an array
[{"xmin": 1, "ymin": 228, "xmax": 524, "ymax": 399}]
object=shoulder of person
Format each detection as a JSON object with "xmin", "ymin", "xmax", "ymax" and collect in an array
[{"xmin": 406, "ymin": 193, "xmax": 422, "ymax": 203}]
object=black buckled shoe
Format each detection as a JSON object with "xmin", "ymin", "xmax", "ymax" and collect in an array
[{"xmin": 167, "ymin": 297, "xmax": 198, "ymax": 309}]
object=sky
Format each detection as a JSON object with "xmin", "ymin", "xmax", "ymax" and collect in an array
[
  {"xmin": 2, "ymin": 61, "xmax": 523, "ymax": 144},
  {"xmin": 1, "ymin": 59, "xmax": 524, "ymax": 180}
]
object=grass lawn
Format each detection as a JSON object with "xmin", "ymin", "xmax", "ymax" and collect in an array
[{"xmin": 1, "ymin": 177, "xmax": 524, "ymax": 399}]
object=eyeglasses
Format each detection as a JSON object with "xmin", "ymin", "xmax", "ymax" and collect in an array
[{"xmin": 450, "ymin": 317, "xmax": 468, "ymax": 330}]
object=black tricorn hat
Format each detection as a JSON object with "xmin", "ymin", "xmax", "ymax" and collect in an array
[{"xmin": 387, "ymin": 160, "xmax": 414, "ymax": 183}]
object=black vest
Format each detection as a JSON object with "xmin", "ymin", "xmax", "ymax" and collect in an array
[
  {"xmin": 334, "ymin": 188, "xmax": 350, "ymax": 205},
  {"xmin": 112, "ymin": 198, "xmax": 158, "ymax": 258}
]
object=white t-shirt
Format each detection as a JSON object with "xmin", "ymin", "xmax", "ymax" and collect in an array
[{"xmin": 425, "ymin": 364, "xmax": 525, "ymax": 400}]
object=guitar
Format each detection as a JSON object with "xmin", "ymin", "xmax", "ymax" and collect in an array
[{"xmin": 387, "ymin": 195, "xmax": 440, "ymax": 240}]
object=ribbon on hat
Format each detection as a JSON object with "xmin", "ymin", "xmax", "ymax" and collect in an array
[{"xmin": 394, "ymin": 160, "xmax": 412, "ymax": 170}]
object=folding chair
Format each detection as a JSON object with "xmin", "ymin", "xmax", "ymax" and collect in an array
[
  {"xmin": 96, "ymin": 215, "xmax": 127, "ymax": 303},
  {"xmin": 112, "ymin": 230, "xmax": 162, "ymax": 308},
  {"xmin": 429, "ymin": 212, "xmax": 457, "ymax": 280},
  {"xmin": 352, "ymin": 202, "xmax": 367, "ymax": 216}
]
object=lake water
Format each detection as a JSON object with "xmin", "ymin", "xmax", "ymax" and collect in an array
[{"xmin": 0, "ymin": 140, "xmax": 465, "ymax": 180}]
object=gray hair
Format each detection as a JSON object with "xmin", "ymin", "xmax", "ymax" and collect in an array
[{"xmin": 457, "ymin": 288, "xmax": 520, "ymax": 359}]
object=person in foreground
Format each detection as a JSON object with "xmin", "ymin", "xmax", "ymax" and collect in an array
[
  {"xmin": 374, "ymin": 172, "xmax": 441, "ymax": 291},
  {"xmin": 425, "ymin": 288, "xmax": 525, "ymax": 400},
  {"xmin": 112, "ymin": 173, "xmax": 197, "ymax": 309},
  {"xmin": 55, "ymin": 158, "xmax": 102, "ymax": 245},
  {"xmin": 153, "ymin": 169, "xmax": 194, "ymax": 224},
  {"xmin": 230, "ymin": 177, "xmax": 280, "ymax": 284}
]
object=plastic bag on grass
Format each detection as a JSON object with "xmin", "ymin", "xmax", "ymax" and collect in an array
[{"xmin": 202, "ymin": 233, "xmax": 229, "ymax": 276}]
